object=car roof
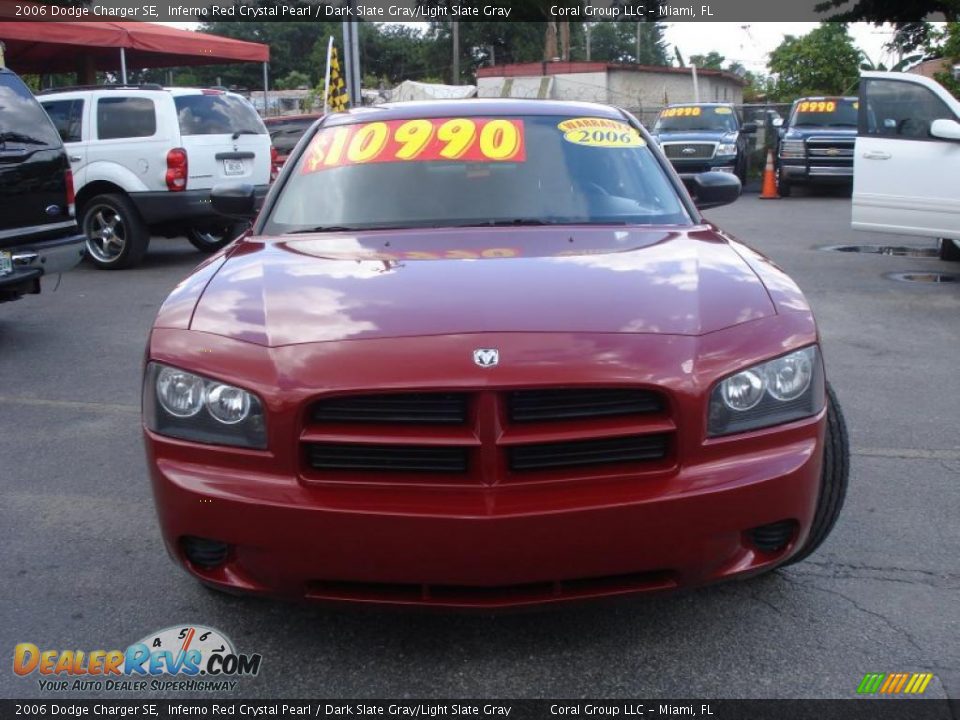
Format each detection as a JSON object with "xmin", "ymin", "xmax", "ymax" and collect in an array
[
  {"xmin": 664, "ymin": 102, "xmax": 734, "ymax": 108},
  {"xmin": 264, "ymin": 114, "xmax": 323, "ymax": 124},
  {"xmin": 322, "ymin": 99, "xmax": 627, "ymax": 125},
  {"xmin": 793, "ymin": 96, "xmax": 857, "ymax": 102}
]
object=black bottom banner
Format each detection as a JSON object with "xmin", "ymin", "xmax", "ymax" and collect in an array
[{"xmin": 1, "ymin": 700, "xmax": 958, "ymax": 720}]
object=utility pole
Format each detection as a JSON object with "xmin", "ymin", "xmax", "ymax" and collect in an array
[
  {"xmin": 635, "ymin": 24, "xmax": 641, "ymax": 64},
  {"xmin": 452, "ymin": 22, "xmax": 460, "ymax": 84},
  {"xmin": 585, "ymin": 22, "xmax": 592, "ymax": 61}
]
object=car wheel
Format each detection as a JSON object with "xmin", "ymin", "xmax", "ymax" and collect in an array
[
  {"xmin": 782, "ymin": 383, "xmax": 849, "ymax": 566},
  {"xmin": 82, "ymin": 194, "xmax": 149, "ymax": 270},
  {"xmin": 939, "ymin": 238, "xmax": 960, "ymax": 261},
  {"xmin": 187, "ymin": 223, "xmax": 248, "ymax": 253},
  {"xmin": 777, "ymin": 169, "xmax": 792, "ymax": 197}
]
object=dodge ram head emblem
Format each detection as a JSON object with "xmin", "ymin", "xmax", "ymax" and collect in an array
[{"xmin": 473, "ymin": 349, "xmax": 499, "ymax": 368}]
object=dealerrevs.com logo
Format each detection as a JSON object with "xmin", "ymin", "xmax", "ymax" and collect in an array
[{"xmin": 13, "ymin": 625, "xmax": 262, "ymax": 692}]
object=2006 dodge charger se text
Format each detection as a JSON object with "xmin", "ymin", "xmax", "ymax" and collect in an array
[{"xmin": 143, "ymin": 100, "xmax": 849, "ymax": 608}]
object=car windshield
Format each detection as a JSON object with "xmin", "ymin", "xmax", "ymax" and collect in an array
[
  {"xmin": 174, "ymin": 94, "xmax": 266, "ymax": 136},
  {"xmin": 654, "ymin": 106, "xmax": 737, "ymax": 133},
  {"xmin": 791, "ymin": 99, "xmax": 858, "ymax": 128},
  {"xmin": 265, "ymin": 114, "xmax": 691, "ymax": 234}
]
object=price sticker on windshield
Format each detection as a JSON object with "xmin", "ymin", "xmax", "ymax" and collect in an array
[
  {"xmin": 662, "ymin": 107, "xmax": 702, "ymax": 118},
  {"xmin": 714, "ymin": 107, "xmax": 733, "ymax": 114},
  {"xmin": 798, "ymin": 101, "xmax": 837, "ymax": 113},
  {"xmin": 558, "ymin": 118, "xmax": 645, "ymax": 148},
  {"xmin": 301, "ymin": 117, "xmax": 525, "ymax": 173}
]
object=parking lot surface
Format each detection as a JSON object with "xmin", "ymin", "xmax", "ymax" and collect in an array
[{"xmin": 1, "ymin": 194, "xmax": 958, "ymax": 699}]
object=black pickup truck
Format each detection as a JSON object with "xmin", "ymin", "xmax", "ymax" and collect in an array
[
  {"xmin": 776, "ymin": 96, "xmax": 858, "ymax": 197},
  {"xmin": 651, "ymin": 103, "xmax": 756, "ymax": 183},
  {"xmin": 1, "ymin": 67, "xmax": 85, "ymax": 302}
]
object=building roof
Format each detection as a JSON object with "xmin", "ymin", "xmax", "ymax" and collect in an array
[{"xmin": 476, "ymin": 61, "xmax": 747, "ymax": 86}]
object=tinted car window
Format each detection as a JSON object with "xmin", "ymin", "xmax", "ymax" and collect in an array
[
  {"xmin": 175, "ymin": 94, "xmax": 265, "ymax": 136},
  {"xmin": 42, "ymin": 98, "xmax": 84, "ymax": 143},
  {"xmin": 97, "ymin": 97, "xmax": 156, "ymax": 140},
  {"xmin": 267, "ymin": 115, "xmax": 690, "ymax": 234},
  {"xmin": 790, "ymin": 99, "xmax": 858, "ymax": 129},
  {"xmin": 655, "ymin": 107, "xmax": 737, "ymax": 133},
  {"xmin": 0, "ymin": 73, "xmax": 62, "ymax": 148},
  {"xmin": 268, "ymin": 118, "xmax": 315, "ymax": 154},
  {"xmin": 863, "ymin": 79, "xmax": 956, "ymax": 139}
]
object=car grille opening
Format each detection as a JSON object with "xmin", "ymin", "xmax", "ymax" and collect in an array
[
  {"xmin": 306, "ymin": 569, "xmax": 678, "ymax": 605},
  {"xmin": 509, "ymin": 388, "xmax": 663, "ymax": 422},
  {"xmin": 508, "ymin": 434, "xmax": 669, "ymax": 471},
  {"xmin": 311, "ymin": 392, "xmax": 468, "ymax": 425},
  {"xmin": 663, "ymin": 143, "xmax": 715, "ymax": 160},
  {"xmin": 748, "ymin": 520, "xmax": 798, "ymax": 553},
  {"xmin": 181, "ymin": 536, "xmax": 229, "ymax": 569},
  {"xmin": 306, "ymin": 442, "xmax": 468, "ymax": 473}
]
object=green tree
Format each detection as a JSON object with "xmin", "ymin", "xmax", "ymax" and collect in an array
[
  {"xmin": 767, "ymin": 23, "xmax": 862, "ymax": 100},
  {"xmin": 689, "ymin": 51, "xmax": 726, "ymax": 70},
  {"xmin": 932, "ymin": 22, "xmax": 960, "ymax": 98},
  {"xmin": 276, "ymin": 70, "xmax": 310, "ymax": 90},
  {"xmin": 424, "ymin": 22, "xmax": 547, "ymax": 84},
  {"xmin": 584, "ymin": 22, "xmax": 669, "ymax": 65}
]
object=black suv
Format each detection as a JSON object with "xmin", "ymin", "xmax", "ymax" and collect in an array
[{"xmin": 0, "ymin": 67, "xmax": 85, "ymax": 302}]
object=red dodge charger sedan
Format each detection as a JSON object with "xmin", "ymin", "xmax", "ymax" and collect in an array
[{"xmin": 143, "ymin": 100, "xmax": 848, "ymax": 607}]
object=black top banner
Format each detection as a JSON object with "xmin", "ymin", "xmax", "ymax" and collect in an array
[{"xmin": 0, "ymin": 0, "xmax": 954, "ymax": 23}]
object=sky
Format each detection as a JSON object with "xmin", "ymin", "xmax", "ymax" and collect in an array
[{"xmin": 161, "ymin": 21, "xmax": 931, "ymax": 75}]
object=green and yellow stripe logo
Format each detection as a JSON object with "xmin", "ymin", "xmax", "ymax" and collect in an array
[{"xmin": 857, "ymin": 672, "xmax": 934, "ymax": 694}]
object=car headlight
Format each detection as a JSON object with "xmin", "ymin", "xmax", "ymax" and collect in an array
[
  {"xmin": 143, "ymin": 362, "xmax": 267, "ymax": 449},
  {"xmin": 780, "ymin": 140, "xmax": 806, "ymax": 159},
  {"xmin": 707, "ymin": 346, "xmax": 825, "ymax": 437},
  {"xmin": 716, "ymin": 142, "xmax": 737, "ymax": 156}
]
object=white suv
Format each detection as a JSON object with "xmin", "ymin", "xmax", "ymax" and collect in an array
[{"xmin": 38, "ymin": 85, "xmax": 271, "ymax": 269}]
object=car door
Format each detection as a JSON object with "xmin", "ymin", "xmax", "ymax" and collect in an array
[
  {"xmin": 853, "ymin": 73, "xmax": 960, "ymax": 239},
  {"xmin": 40, "ymin": 95, "xmax": 87, "ymax": 188}
]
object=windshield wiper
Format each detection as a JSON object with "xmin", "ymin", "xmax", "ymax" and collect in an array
[
  {"xmin": 0, "ymin": 131, "xmax": 46, "ymax": 146},
  {"xmin": 453, "ymin": 218, "xmax": 555, "ymax": 228},
  {"xmin": 231, "ymin": 129, "xmax": 261, "ymax": 139},
  {"xmin": 288, "ymin": 225, "xmax": 360, "ymax": 234}
]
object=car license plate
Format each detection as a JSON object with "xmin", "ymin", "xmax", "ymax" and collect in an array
[
  {"xmin": 223, "ymin": 159, "xmax": 245, "ymax": 176},
  {"xmin": 0, "ymin": 251, "xmax": 12, "ymax": 276}
]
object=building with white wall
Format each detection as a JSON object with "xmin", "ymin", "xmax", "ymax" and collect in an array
[{"xmin": 476, "ymin": 62, "xmax": 745, "ymax": 113}]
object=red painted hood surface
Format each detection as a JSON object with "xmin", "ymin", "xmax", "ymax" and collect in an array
[{"xmin": 188, "ymin": 226, "xmax": 776, "ymax": 347}]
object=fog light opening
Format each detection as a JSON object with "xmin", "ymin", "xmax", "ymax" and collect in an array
[
  {"xmin": 747, "ymin": 520, "xmax": 798, "ymax": 554},
  {"xmin": 181, "ymin": 536, "xmax": 230, "ymax": 569}
]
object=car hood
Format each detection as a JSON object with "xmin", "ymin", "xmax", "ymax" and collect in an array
[
  {"xmin": 655, "ymin": 131, "xmax": 732, "ymax": 143},
  {"xmin": 188, "ymin": 227, "xmax": 776, "ymax": 347}
]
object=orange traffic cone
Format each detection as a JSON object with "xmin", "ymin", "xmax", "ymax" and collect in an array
[{"xmin": 759, "ymin": 149, "xmax": 779, "ymax": 199}]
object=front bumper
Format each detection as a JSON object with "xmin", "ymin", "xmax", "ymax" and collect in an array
[
  {"xmin": 779, "ymin": 160, "xmax": 852, "ymax": 185},
  {"xmin": 0, "ymin": 233, "xmax": 86, "ymax": 292},
  {"xmin": 669, "ymin": 158, "xmax": 737, "ymax": 177},
  {"xmin": 131, "ymin": 185, "xmax": 270, "ymax": 226},
  {"xmin": 145, "ymin": 319, "xmax": 824, "ymax": 608}
]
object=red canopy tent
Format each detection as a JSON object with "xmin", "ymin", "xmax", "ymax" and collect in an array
[{"xmin": 0, "ymin": 17, "xmax": 268, "ymax": 90}]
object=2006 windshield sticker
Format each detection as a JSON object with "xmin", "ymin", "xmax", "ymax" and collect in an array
[
  {"xmin": 558, "ymin": 118, "xmax": 645, "ymax": 148},
  {"xmin": 301, "ymin": 117, "xmax": 526, "ymax": 172}
]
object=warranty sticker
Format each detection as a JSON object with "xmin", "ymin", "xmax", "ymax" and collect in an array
[{"xmin": 558, "ymin": 117, "xmax": 645, "ymax": 148}]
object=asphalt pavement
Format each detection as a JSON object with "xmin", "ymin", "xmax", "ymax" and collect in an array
[{"xmin": 1, "ymin": 194, "xmax": 958, "ymax": 700}]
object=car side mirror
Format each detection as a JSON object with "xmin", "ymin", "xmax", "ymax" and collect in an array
[
  {"xmin": 684, "ymin": 172, "xmax": 741, "ymax": 210},
  {"xmin": 930, "ymin": 118, "xmax": 960, "ymax": 141},
  {"xmin": 771, "ymin": 118, "xmax": 784, "ymax": 128},
  {"xmin": 741, "ymin": 121, "xmax": 758, "ymax": 134},
  {"xmin": 211, "ymin": 183, "xmax": 257, "ymax": 219}
]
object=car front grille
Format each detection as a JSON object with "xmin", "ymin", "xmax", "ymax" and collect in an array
[
  {"xmin": 301, "ymin": 387, "xmax": 674, "ymax": 486},
  {"xmin": 805, "ymin": 137, "xmax": 855, "ymax": 163},
  {"xmin": 663, "ymin": 142, "xmax": 716, "ymax": 160}
]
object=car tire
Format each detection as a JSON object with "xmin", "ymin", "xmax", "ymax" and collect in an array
[
  {"xmin": 187, "ymin": 223, "xmax": 248, "ymax": 253},
  {"xmin": 938, "ymin": 238, "xmax": 960, "ymax": 262},
  {"xmin": 777, "ymin": 169, "xmax": 792, "ymax": 197},
  {"xmin": 81, "ymin": 193, "xmax": 149, "ymax": 270},
  {"xmin": 782, "ymin": 383, "xmax": 849, "ymax": 566}
]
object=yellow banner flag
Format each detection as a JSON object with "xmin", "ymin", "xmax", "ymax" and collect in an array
[{"xmin": 326, "ymin": 42, "xmax": 349, "ymax": 113}]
